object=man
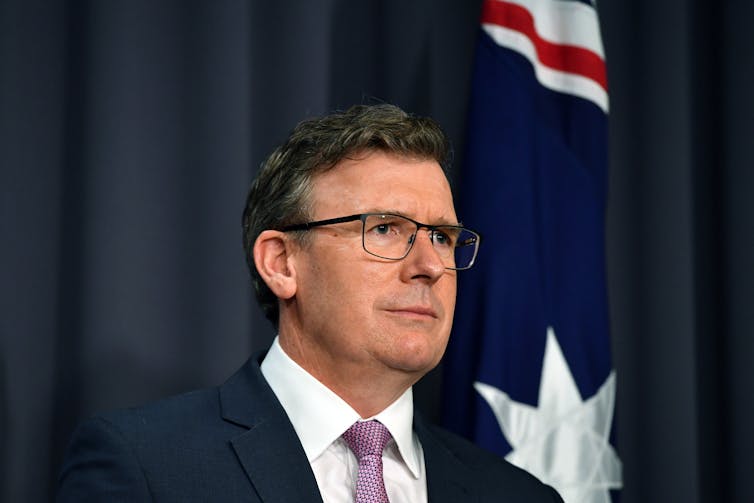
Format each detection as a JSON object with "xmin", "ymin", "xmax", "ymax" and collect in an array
[{"xmin": 58, "ymin": 104, "xmax": 562, "ymax": 502}]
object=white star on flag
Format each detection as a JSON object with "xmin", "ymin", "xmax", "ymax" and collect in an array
[{"xmin": 474, "ymin": 327, "xmax": 622, "ymax": 503}]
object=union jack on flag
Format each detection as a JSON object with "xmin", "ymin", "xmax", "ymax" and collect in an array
[{"xmin": 443, "ymin": 1, "xmax": 622, "ymax": 501}]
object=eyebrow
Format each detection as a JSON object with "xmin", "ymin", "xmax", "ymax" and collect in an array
[{"xmin": 364, "ymin": 209, "xmax": 463, "ymax": 227}]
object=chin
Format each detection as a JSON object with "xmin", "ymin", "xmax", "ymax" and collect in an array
[{"xmin": 387, "ymin": 333, "xmax": 447, "ymax": 374}]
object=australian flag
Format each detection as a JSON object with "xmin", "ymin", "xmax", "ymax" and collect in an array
[{"xmin": 442, "ymin": 1, "xmax": 622, "ymax": 501}]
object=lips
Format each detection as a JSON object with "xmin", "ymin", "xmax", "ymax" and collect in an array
[{"xmin": 385, "ymin": 305, "xmax": 438, "ymax": 319}]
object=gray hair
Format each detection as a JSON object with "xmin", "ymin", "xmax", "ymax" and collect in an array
[{"xmin": 242, "ymin": 103, "xmax": 452, "ymax": 326}]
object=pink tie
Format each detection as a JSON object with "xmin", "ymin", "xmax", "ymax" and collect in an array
[{"xmin": 342, "ymin": 420, "xmax": 393, "ymax": 503}]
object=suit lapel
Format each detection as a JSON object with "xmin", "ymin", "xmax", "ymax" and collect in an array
[
  {"xmin": 218, "ymin": 354, "xmax": 479, "ymax": 503},
  {"xmin": 220, "ymin": 353, "xmax": 323, "ymax": 503},
  {"xmin": 414, "ymin": 415, "xmax": 477, "ymax": 503}
]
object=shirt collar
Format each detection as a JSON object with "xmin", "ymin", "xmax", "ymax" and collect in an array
[
  {"xmin": 370, "ymin": 383, "xmax": 422, "ymax": 478},
  {"xmin": 260, "ymin": 336, "xmax": 421, "ymax": 478}
]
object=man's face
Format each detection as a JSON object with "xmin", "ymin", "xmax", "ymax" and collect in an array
[{"xmin": 288, "ymin": 150, "xmax": 458, "ymax": 384}]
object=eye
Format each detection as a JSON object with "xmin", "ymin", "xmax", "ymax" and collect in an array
[
  {"xmin": 366, "ymin": 216, "xmax": 403, "ymax": 237},
  {"xmin": 432, "ymin": 229, "xmax": 455, "ymax": 248},
  {"xmin": 374, "ymin": 223, "xmax": 391, "ymax": 235}
]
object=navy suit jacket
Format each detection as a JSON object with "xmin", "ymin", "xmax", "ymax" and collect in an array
[{"xmin": 57, "ymin": 353, "xmax": 562, "ymax": 502}]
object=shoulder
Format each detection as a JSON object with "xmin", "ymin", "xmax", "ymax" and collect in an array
[
  {"xmin": 94, "ymin": 386, "xmax": 228, "ymax": 442},
  {"xmin": 63, "ymin": 385, "xmax": 236, "ymax": 458},
  {"xmin": 69, "ymin": 350, "xmax": 272, "ymax": 450},
  {"xmin": 419, "ymin": 422, "xmax": 563, "ymax": 502},
  {"xmin": 56, "ymin": 353, "xmax": 289, "ymax": 501},
  {"xmin": 57, "ymin": 387, "xmax": 230, "ymax": 501}
]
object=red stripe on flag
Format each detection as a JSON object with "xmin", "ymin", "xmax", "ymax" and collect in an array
[{"xmin": 481, "ymin": 0, "xmax": 607, "ymax": 91}]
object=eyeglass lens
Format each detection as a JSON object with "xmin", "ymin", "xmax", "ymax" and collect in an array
[{"xmin": 362, "ymin": 214, "xmax": 478, "ymax": 269}]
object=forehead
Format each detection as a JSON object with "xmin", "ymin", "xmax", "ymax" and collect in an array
[{"xmin": 310, "ymin": 151, "xmax": 456, "ymax": 221}]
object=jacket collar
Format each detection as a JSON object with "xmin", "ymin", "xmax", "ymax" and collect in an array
[
  {"xmin": 414, "ymin": 413, "xmax": 478, "ymax": 503},
  {"xmin": 220, "ymin": 352, "xmax": 323, "ymax": 502},
  {"xmin": 219, "ymin": 352, "xmax": 477, "ymax": 503}
]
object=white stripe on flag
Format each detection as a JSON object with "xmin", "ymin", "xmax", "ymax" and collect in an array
[
  {"xmin": 483, "ymin": 23, "xmax": 609, "ymax": 112},
  {"xmin": 498, "ymin": 0, "xmax": 605, "ymax": 57}
]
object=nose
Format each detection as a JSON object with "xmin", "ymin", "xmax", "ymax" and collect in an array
[{"xmin": 401, "ymin": 229, "xmax": 446, "ymax": 282}]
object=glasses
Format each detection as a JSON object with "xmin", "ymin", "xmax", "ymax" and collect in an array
[{"xmin": 280, "ymin": 213, "xmax": 481, "ymax": 270}]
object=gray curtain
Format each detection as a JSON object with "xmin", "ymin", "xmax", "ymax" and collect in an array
[
  {"xmin": 1, "ymin": 0, "xmax": 752, "ymax": 502},
  {"xmin": 604, "ymin": 1, "xmax": 754, "ymax": 501}
]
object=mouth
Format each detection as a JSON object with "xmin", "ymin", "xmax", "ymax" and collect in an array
[{"xmin": 385, "ymin": 306, "xmax": 439, "ymax": 320}]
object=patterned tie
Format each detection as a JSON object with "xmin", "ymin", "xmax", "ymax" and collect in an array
[{"xmin": 342, "ymin": 420, "xmax": 393, "ymax": 503}]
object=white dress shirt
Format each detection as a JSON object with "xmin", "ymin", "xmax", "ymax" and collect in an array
[{"xmin": 261, "ymin": 336, "xmax": 428, "ymax": 503}]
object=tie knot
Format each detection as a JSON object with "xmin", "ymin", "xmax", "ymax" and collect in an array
[{"xmin": 342, "ymin": 420, "xmax": 392, "ymax": 459}]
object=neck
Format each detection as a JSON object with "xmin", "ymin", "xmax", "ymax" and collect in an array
[{"xmin": 278, "ymin": 331, "xmax": 422, "ymax": 418}]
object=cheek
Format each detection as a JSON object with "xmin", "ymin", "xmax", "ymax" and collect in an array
[
  {"xmin": 440, "ymin": 275, "xmax": 457, "ymax": 316},
  {"xmin": 321, "ymin": 262, "xmax": 382, "ymax": 321}
]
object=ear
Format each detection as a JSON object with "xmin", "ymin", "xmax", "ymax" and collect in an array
[{"xmin": 253, "ymin": 230, "xmax": 298, "ymax": 300}]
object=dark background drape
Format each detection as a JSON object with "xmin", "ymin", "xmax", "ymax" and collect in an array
[{"xmin": 1, "ymin": 1, "xmax": 752, "ymax": 502}]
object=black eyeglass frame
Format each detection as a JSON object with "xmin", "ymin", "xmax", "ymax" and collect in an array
[{"xmin": 279, "ymin": 212, "xmax": 481, "ymax": 270}]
